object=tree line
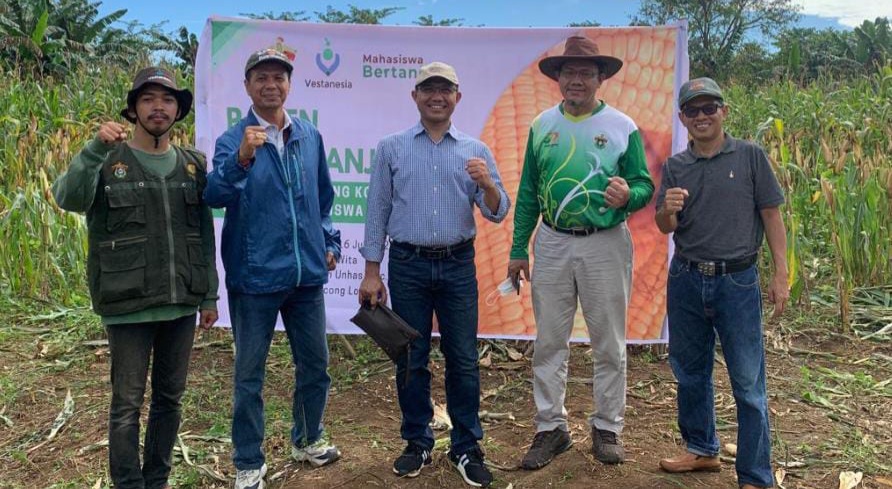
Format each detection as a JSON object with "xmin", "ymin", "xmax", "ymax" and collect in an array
[{"xmin": 1, "ymin": 0, "xmax": 889, "ymax": 85}]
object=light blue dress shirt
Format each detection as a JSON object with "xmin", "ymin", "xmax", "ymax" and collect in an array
[{"xmin": 361, "ymin": 122, "xmax": 510, "ymax": 263}]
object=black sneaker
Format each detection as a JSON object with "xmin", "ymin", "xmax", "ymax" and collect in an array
[
  {"xmin": 521, "ymin": 428, "xmax": 573, "ymax": 469},
  {"xmin": 592, "ymin": 427, "xmax": 625, "ymax": 464},
  {"xmin": 448, "ymin": 446, "xmax": 493, "ymax": 487},
  {"xmin": 393, "ymin": 443, "xmax": 432, "ymax": 477}
]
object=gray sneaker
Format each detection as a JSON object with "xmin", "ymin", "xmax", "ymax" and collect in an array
[
  {"xmin": 234, "ymin": 463, "xmax": 267, "ymax": 489},
  {"xmin": 292, "ymin": 438, "xmax": 341, "ymax": 467},
  {"xmin": 592, "ymin": 428, "xmax": 625, "ymax": 464},
  {"xmin": 521, "ymin": 429, "xmax": 573, "ymax": 470}
]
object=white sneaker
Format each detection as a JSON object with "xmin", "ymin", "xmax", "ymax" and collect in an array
[
  {"xmin": 235, "ymin": 463, "xmax": 267, "ymax": 489},
  {"xmin": 292, "ymin": 438, "xmax": 341, "ymax": 467}
]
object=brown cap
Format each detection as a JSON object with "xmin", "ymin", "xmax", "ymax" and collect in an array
[
  {"xmin": 120, "ymin": 66, "xmax": 193, "ymax": 123},
  {"xmin": 245, "ymin": 48, "xmax": 294, "ymax": 76},
  {"xmin": 415, "ymin": 62, "xmax": 459, "ymax": 86},
  {"xmin": 538, "ymin": 35, "xmax": 623, "ymax": 81}
]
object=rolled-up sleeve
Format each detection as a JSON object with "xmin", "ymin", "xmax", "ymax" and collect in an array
[{"xmin": 474, "ymin": 145, "xmax": 511, "ymax": 223}]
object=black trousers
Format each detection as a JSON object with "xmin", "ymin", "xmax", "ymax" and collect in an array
[{"xmin": 106, "ymin": 314, "xmax": 196, "ymax": 489}]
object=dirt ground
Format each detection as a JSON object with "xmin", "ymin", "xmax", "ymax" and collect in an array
[{"xmin": 1, "ymin": 318, "xmax": 890, "ymax": 489}]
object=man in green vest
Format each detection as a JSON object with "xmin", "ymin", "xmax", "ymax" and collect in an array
[{"xmin": 52, "ymin": 66, "xmax": 219, "ymax": 489}]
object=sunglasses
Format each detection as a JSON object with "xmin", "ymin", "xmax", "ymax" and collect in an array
[{"xmin": 681, "ymin": 102, "xmax": 723, "ymax": 118}]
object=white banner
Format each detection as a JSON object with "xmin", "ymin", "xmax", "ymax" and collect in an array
[{"xmin": 196, "ymin": 18, "xmax": 689, "ymax": 342}]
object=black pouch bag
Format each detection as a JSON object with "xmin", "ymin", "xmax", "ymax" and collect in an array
[{"xmin": 350, "ymin": 303, "xmax": 421, "ymax": 364}]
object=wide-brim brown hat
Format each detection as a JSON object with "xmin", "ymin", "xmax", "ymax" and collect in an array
[
  {"xmin": 538, "ymin": 35, "xmax": 623, "ymax": 81},
  {"xmin": 120, "ymin": 66, "xmax": 193, "ymax": 123}
]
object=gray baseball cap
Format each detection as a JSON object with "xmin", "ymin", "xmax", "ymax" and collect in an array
[{"xmin": 678, "ymin": 77, "xmax": 724, "ymax": 107}]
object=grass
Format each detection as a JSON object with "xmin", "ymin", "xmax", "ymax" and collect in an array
[{"xmin": 1, "ymin": 55, "xmax": 891, "ymax": 489}]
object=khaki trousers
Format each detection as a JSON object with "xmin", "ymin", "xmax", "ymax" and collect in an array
[{"xmin": 531, "ymin": 222, "xmax": 632, "ymax": 434}]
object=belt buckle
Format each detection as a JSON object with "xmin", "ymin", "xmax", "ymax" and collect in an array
[
  {"xmin": 427, "ymin": 248, "xmax": 448, "ymax": 259},
  {"xmin": 697, "ymin": 261, "xmax": 716, "ymax": 276}
]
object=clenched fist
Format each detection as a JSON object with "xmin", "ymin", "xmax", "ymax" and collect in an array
[
  {"xmin": 661, "ymin": 187, "xmax": 689, "ymax": 215},
  {"xmin": 604, "ymin": 176, "xmax": 630, "ymax": 209},
  {"xmin": 466, "ymin": 157, "xmax": 495, "ymax": 190},
  {"xmin": 239, "ymin": 126, "xmax": 268, "ymax": 163},
  {"xmin": 97, "ymin": 121, "xmax": 128, "ymax": 145}
]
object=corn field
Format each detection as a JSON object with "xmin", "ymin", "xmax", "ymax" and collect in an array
[
  {"xmin": 725, "ymin": 67, "xmax": 892, "ymax": 325},
  {"xmin": 1, "ymin": 65, "xmax": 890, "ymax": 325}
]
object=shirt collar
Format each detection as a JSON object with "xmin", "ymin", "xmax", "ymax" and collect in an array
[
  {"xmin": 412, "ymin": 121, "xmax": 458, "ymax": 140},
  {"xmin": 250, "ymin": 106, "xmax": 292, "ymax": 133},
  {"xmin": 682, "ymin": 133, "xmax": 737, "ymax": 162}
]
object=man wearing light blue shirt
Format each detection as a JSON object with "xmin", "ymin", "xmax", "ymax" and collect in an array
[{"xmin": 359, "ymin": 62, "xmax": 510, "ymax": 488}]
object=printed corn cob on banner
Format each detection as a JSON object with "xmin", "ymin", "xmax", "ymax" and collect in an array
[
  {"xmin": 477, "ymin": 30, "xmax": 679, "ymax": 341},
  {"xmin": 195, "ymin": 19, "xmax": 689, "ymax": 341}
]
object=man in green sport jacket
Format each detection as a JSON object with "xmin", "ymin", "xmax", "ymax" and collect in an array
[
  {"xmin": 52, "ymin": 66, "xmax": 219, "ymax": 489},
  {"xmin": 508, "ymin": 36, "xmax": 654, "ymax": 470}
]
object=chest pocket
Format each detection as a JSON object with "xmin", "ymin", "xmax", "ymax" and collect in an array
[
  {"xmin": 105, "ymin": 186, "xmax": 146, "ymax": 232},
  {"xmin": 183, "ymin": 186, "xmax": 201, "ymax": 228}
]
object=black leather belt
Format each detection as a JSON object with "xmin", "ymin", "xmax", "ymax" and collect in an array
[
  {"xmin": 542, "ymin": 220, "xmax": 605, "ymax": 237},
  {"xmin": 390, "ymin": 238, "xmax": 474, "ymax": 260},
  {"xmin": 676, "ymin": 254, "xmax": 757, "ymax": 276}
]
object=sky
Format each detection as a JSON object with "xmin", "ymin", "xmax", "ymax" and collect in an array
[{"xmin": 100, "ymin": 0, "xmax": 891, "ymax": 36}]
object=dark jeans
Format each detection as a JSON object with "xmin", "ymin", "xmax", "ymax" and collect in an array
[
  {"xmin": 229, "ymin": 285, "xmax": 331, "ymax": 470},
  {"xmin": 388, "ymin": 242, "xmax": 483, "ymax": 455},
  {"xmin": 106, "ymin": 314, "xmax": 196, "ymax": 489},
  {"xmin": 667, "ymin": 256, "xmax": 773, "ymax": 487}
]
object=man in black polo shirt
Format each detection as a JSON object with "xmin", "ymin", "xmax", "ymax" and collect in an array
[{"xmin": 655, "ymin": 77, "xmax": 789, "ymax": 489}]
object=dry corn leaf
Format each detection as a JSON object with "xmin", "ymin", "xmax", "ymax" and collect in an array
[
  {"xmin": 723, "ymin": 443, "xmax": 737, "ymax": 456},
  {"xmin": 478, "ymin": 351, "xmax": 492, "ymax": 368},
  {"xmin": 431, "ymin": 401, "xmax": 452, "ymax": 431},
  {"xmin": 838, "ymin": 471, "xmax": 863, "ymax": 489},
  {"xmin": 776, "ymin": 468, "xmax": 787, "ymax": 488},
  {"xmin": 875, "ymin": 476, "xmax": 892, "ymax": 487},
  {"xmin": 506, "ymin": 346, "xmax": 524, "ymax": 361},
  {"xmin": 47, "ymin": 390, "xmax": 74, "ymax": 441}
]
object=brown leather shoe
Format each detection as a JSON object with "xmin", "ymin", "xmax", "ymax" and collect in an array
[{"xmin": 659, "ymin": 452, "xmax": 721, "ymax": 473}]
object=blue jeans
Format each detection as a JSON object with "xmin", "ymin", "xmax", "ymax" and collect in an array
[
  {"xmin": 229, "ymin": 286, "xmax": 331, "ymax": 470},
  {"xmin": 667, "ymin": 256, "xmax": 773, "ymax": 487},
  {"xmin": 106, "ymin": 314, "xmax": 196, "ymax": 489},
  {"xmin": 388, "ymin": 242, "xmax": 483, "ymax": 455}
]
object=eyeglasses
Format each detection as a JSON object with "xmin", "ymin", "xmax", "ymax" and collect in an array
[
  {"xmin": 681, "ymin": 103, "xmax": 723, "ymax": 118},
  {"xmin": 416, "ymin": 85, "xmax": 457, "ymax": 95},
  {"xmin": 559, "ymin": 69, "xmax": 598, "ymax": 80}
]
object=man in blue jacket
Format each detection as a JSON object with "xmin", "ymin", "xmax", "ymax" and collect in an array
[{"xmin": 204, "ymin": 48, "xmax": 342, "ymax": 489}]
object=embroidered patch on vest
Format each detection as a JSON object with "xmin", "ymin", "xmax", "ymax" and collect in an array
[
  {"xmin": 111, "ymin": 162, "xmax": 128, "ymax": 179},
  {"xmin": 186, "ymin": 163, "xmax": 197, "ymax": 179}
]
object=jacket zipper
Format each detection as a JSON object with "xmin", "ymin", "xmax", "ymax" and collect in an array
[
  {"xmin": 161, "ymin": 182, "xmax": 178, "ymax": 303},
  {"xmin": 283, "ymin": 144, "xmax": 302, "ymax": 286}
]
